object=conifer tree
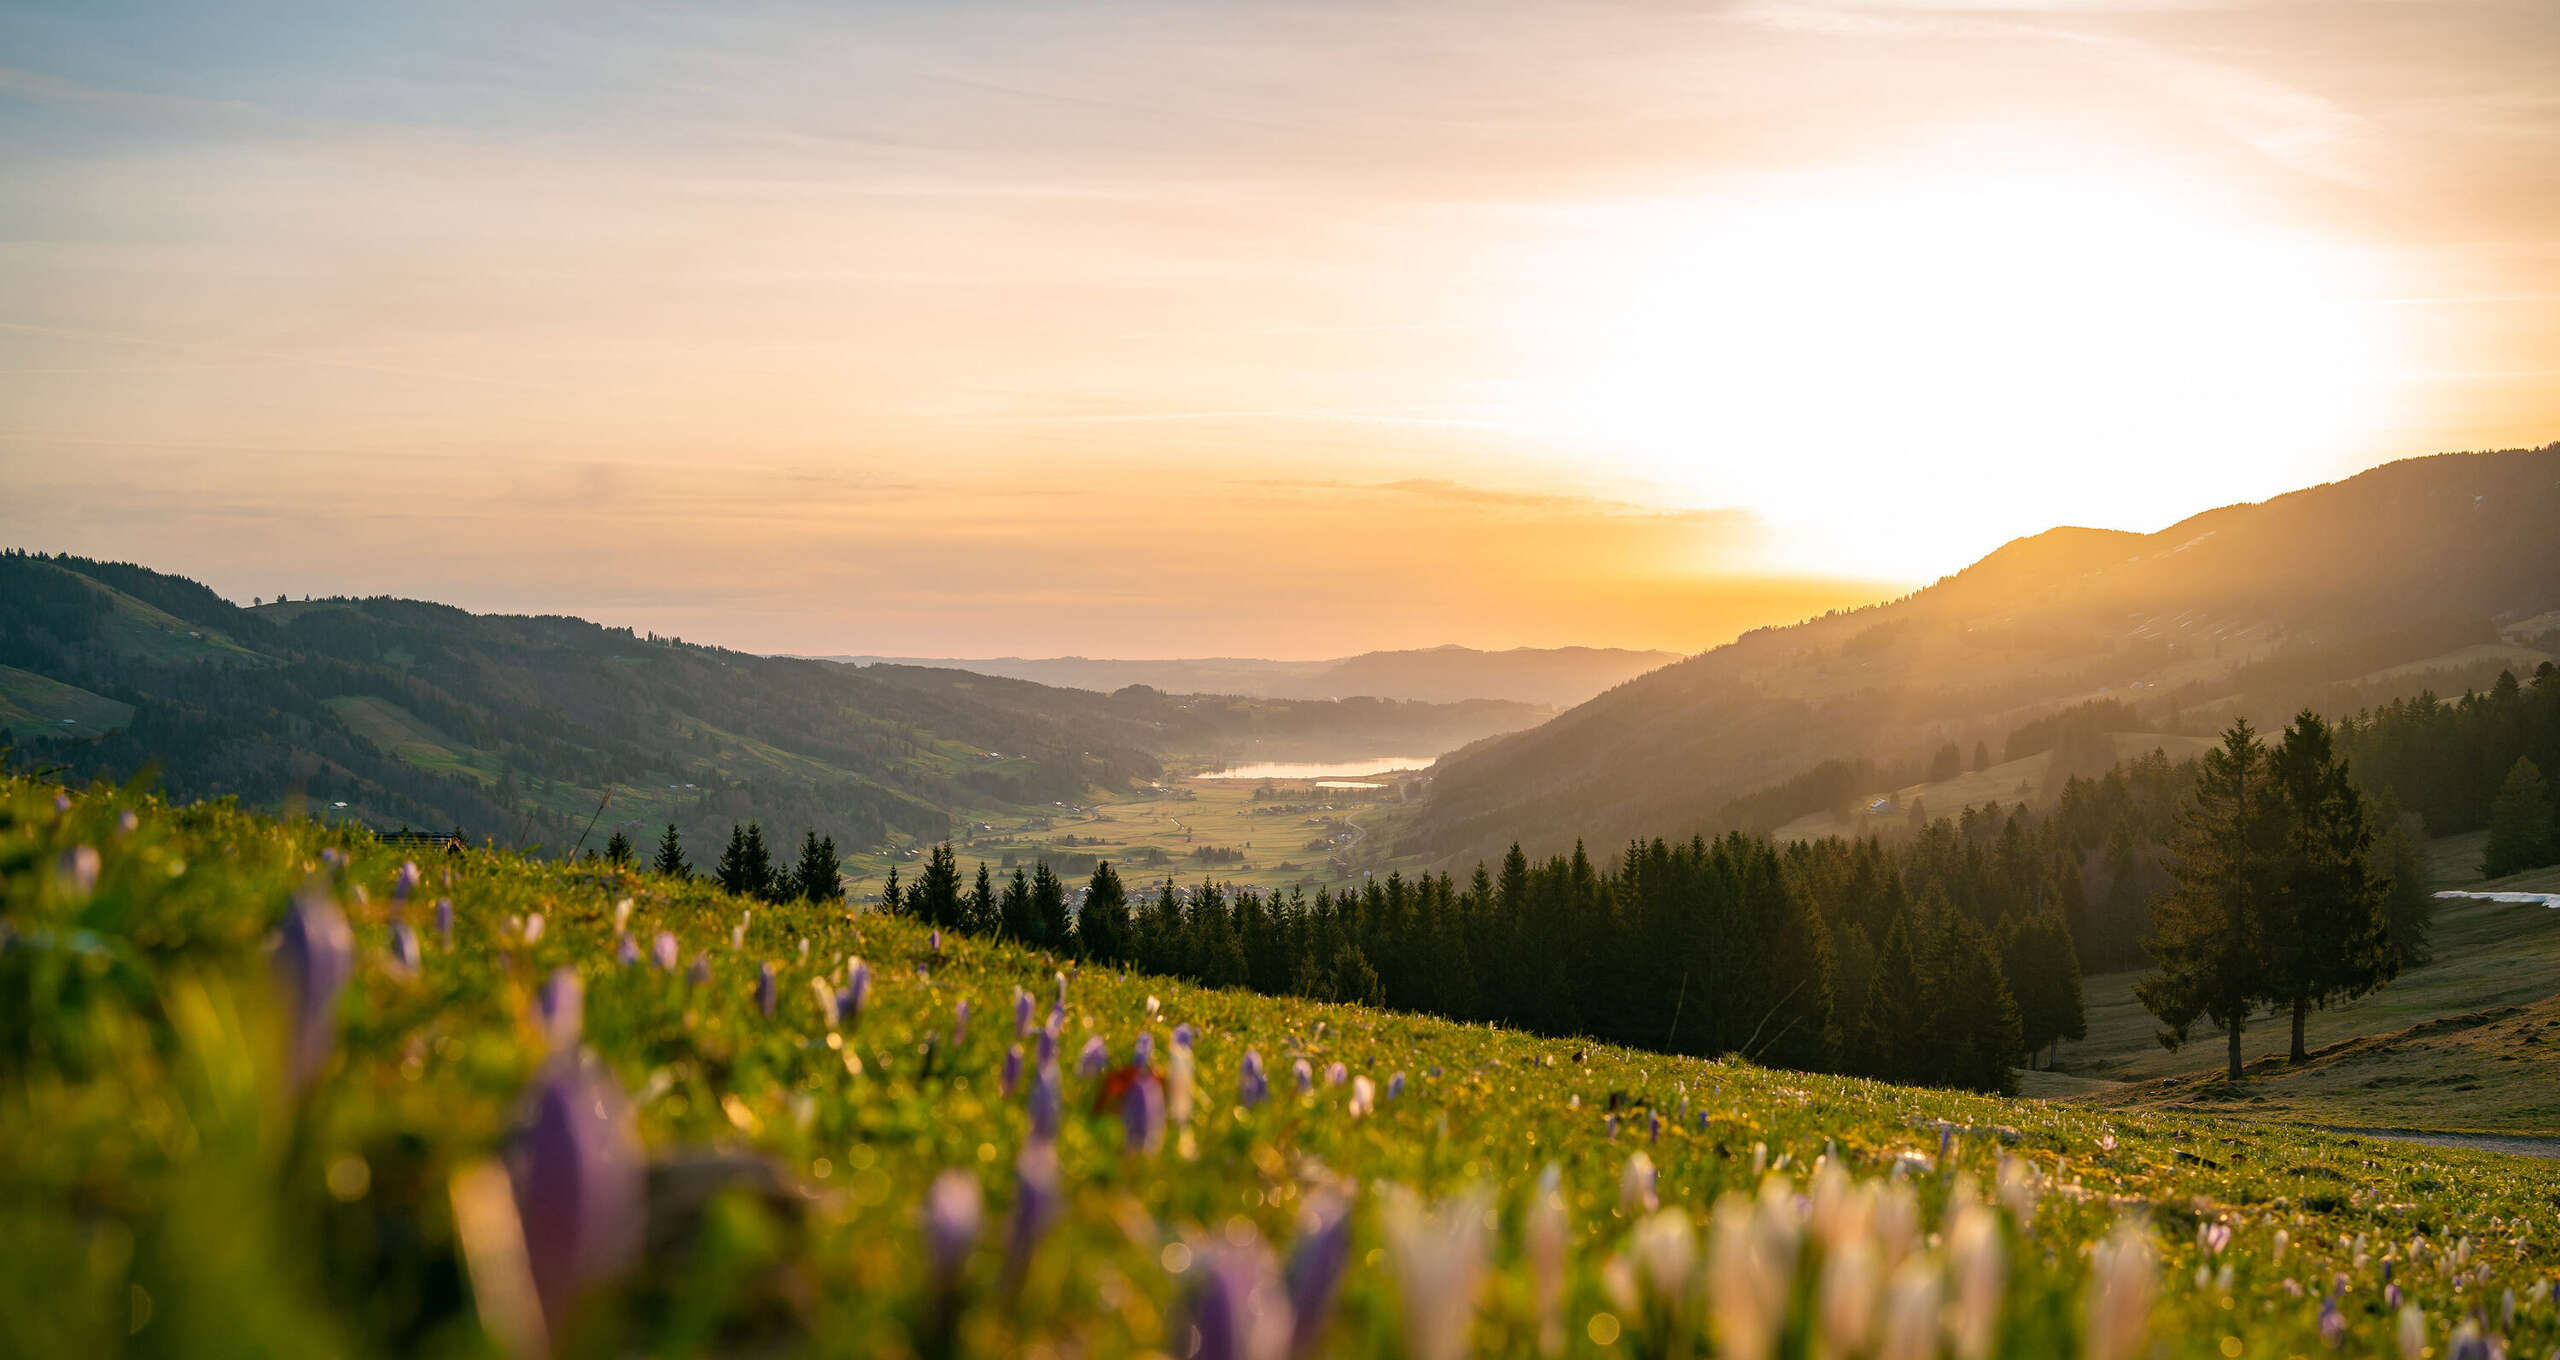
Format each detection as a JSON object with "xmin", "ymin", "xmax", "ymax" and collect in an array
[
  {"xmin": 880, "ymin": 865, "xmax": 902, "ymax": 916},
  {"xmin": 603, "ymin": 830, "xmax": 633, "ymax": 865},
  {"xmin": 2138, "ymin": 719, "xmax": 2282, "ymax": 1082},
  {"xmin": 999, "ymin": 867, "xmax": 1035, "ymax": 940},
  {"xmin": 714, "ymin": 824, "xmax": 754, "ymax": 897},
  {"xmin": 2265, "ymin": 711, "xmax": 2395, "ymax": 1063},
  {"xmin": 792, "ymin": 830, "xmax": 841, "ymax": 903},
  {"xmin": 1031, "ymin": 863, "xmax": 1071, "ymax": 951},
  {"xmin": 966, "ymin": 863, "xmax": 998, "ymax": 935},
  {"xmin": 911, "ymin": 844, "xmax": 961, "ymax": 928},
  {"xmin": 2483, "ymin": 755, "xmax": 2555, "ymax": 878},
  {"xmin": 740, "ymin": 822, "xmax": 777, "ymax": 901},
  {"xmin": 652, "ymin": 822, "xmax": 688, "ymax": 879},
  {"xmin": 2000, "ymin": 906, "xmax": 2085, "ymax": 1069},
  {"xmin": 1079, "ymin": 862, "xmax": 1129, "ymax": 962}
]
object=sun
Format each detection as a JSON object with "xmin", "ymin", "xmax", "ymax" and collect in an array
[{"xmin": 1519, "ymin": 168, "xmax": 2410, "ymax": 579}]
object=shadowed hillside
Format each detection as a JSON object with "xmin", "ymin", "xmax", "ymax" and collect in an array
[{"xmin": 1406, "ymin": 446, "xmax": 2560, "ymax": 866}]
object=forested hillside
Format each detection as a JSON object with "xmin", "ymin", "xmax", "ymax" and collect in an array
[
  {"xmin": 1406, "ymin": 446, "xmax": 2560, "ymax": 867},
  {"xmin": 0, "ymin": 554, "xmax": 1533, "ymax": 858}
]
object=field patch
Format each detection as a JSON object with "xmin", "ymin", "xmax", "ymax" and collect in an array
[{"xmin": 0, "ymin": 665, "xmax": 134, "ymax": 740}]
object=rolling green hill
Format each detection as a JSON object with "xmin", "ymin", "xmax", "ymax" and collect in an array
[
  {"xmin": 0, "ymin": 552, "xmax": 1542, "ymax": 865},
  {"xmin": 8, "ymin": 776, "xmax": 2558, "ymax": 1357}
]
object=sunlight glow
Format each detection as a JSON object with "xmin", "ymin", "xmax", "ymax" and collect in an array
[{"xmin": 1527, "ymin": 170, "xmax": 2409, "ymax": 579}]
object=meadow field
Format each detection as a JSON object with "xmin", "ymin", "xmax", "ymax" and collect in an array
[{"xmin": 7, "ymin": 775, "xmax": 2558, "ymax": 1358}]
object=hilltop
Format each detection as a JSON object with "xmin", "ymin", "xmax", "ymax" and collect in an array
[
  {"xmin": 0, "ymin": 553, "xmax": 1541, "ymax": 864},
  {"xmin": 7, "ymin": 776, "xmax": 2558, "ymax": 1356},
  {"xmin": 825, "ymin": 644, "xmax": 1683, "ymax": 710},
  {"xmin": 1406, "ymin": 446, "xmax": 2560, "ymax": 866}
]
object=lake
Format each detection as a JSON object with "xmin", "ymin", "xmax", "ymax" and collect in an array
[{"xmin": 1195, "ymin": 758, "xmax": 1435, "ymax": 781}]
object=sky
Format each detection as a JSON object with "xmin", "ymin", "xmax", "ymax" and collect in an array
[{"xmin": 2, "ymin": 0, "xmax": 2556, "ymax": 658}]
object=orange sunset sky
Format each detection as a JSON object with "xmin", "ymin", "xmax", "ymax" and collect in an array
[{"xmin": 3, "ymin": 1, "xmax": 2556, "ymax": 657}]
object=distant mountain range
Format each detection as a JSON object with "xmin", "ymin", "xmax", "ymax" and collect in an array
[
  {"xmin": 814, "ymin": 644, "xmax": 1682, "ymax": 709},
  {"xmin": 0, "ymin": 555, "xmax": 1546, "ymax": 855},
  {"xmin": 1404, "ymin": 445, "xmax": 2560, "ymax": 867}
]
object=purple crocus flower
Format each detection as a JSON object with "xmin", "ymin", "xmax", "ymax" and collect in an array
[
  {"xmin": 1190, "ymin": 1231, "xmax": 1292, "ymax": 1360},
  {"xmin": 56, "ymin": 845, "xmax": 100, "ymax": 900},
  {"xmin": 536, "ymin": 967, "xmax": 583, "ymax": 1053},
  {"xmin": 1241, "ymin": 1050, "xmax": 1269, "ymax": 1107},
  {"xmin": 392, "ymin": 860, "xmax": 420, "ymax": 906},
  {"xmin": 1015, "ymin": 988, "xmax": 1034, "ymax": 1038},
  {"xmin": 1124, "ymin": 1075, "xmax": 1166, "ymax": 1155},
  {"xmin": 1028, "ymin": 1060, "xmax": 1062, "ymax": 1143},
  {"xmin": 757, "ymin": 962, "xmax": 777, "ymax": 1018},
  {"xmin": 652, "ymin": 931, "xmax": 679, "ymax": 971},
  {"xmin": 1036, "ymin": 1026, "xmax": 1058, "ymax": 1067},
  {"xmin": 1294, "ymin": 1058, "xmax": 1314, "ymax": 1093},
  {"xmin": 922, "ymin": 1170, "xmax": 981, "ymax": 1286},
  {"xmin": 389, "ymin": 921, "xmax": 422, "ymax": 974},
  {"xmin": 1648, "ymin": 1110, "xmax": 1660, "ymax": 1144},
  {"xmin": 1134, "ymin": 1031, "xmax": 1158, "ymax": 1073},
  {"xmin": 617, "ymin": 933, "xmax": 640, "ymax": 967},
  {"xmin": 1055, "ymin": 970, "xmax": 1069, "ymax": 1007},
  {"xmin": 2319, "ymin": 1298, "xmax": 2346, "ymax": 1348},
  {"xmin": 1324, "ymin": 1061, "xmax": 1345, "ymax": 1087},
  {"xmin": 688, "ymin": 953, "xmax": 711, "ymax": 987},
  {"xmin": 1078, "ymin": 1035, "xmax": 1109, "ymax": 1079},
  {"xmin": 434, "ymin": 897, "xmax": 454, "ymax": 950},
  {"xmin": 1287, "ymin": 1191, "xmax": 1355, "ymax": 1357},
  {"xmin": 1005, "ymin": 1141, "xmax": 1061, "ymax": 1291},
  {"xmin": 1003, "ymin": 1044, "xmax": 1024, "ymax": 1097},
  {"xmin": 845, "ymin": 958, "xmax": 871, "ymax": 1023},
  {"xmin": 274, "ymin": 886, "xmax": 355, "ymax": 1090},
  {"xmin": 1388, "ymin": 1072, "xmax": 1405, "ymax": 1101},
  {"xmin": 510, "ymin": 1056, "xmax": 644, "ymax": 1340},
  {"xmin": 929, "ymin": 929, "xmax": 941, "ymax": 953},
  {"xmin": 953, "ymin": 999, "xmax": 970, "ymax": 1046},
  {"xmin": 1173, "ymin": 1023, "xmax": 1195, "ymax": 1050}
]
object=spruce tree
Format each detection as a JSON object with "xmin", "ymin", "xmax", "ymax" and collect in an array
[
  {"xmin": 1079, "ymin": 861, "xmax": 1129, "ymax": 962},
  {"xmin": 792, "ymin": 830, "xmax": 841, "ymax": 903},
  {"xmin": 1933, "ymin": 909, "xmax": 2024, "ymax": 1095},
  {"xmin": 652, "ymin": 823, "xmax": 689, "ymax": 878},
  {"xmin": 2137, "ymin": 719, "xmax": 2282, "ymax": 1082},
  {"xmin": 1999, "ymin": 906, "xmax": 2085, "ymax": 1069},
  {"xmin": 2483, "ymin": 756, "xmax": 2556, "ymax": 878},
  {"xmin": 740, "ymin": 822, "xmax": 777, "ymax": 902},
  {"xmin": 880, "ymin": 865, "xmax": 902, "ymax": 915},
  {"xmin": 998, "ymin": 867, "xmax": 1035, "ymax": 940},
  {"xmin": 1031, "ymin": 863, "xmax": 1071, "ymax": 951},
  {"xmin": 603, "ymin": 830, "xmax": 633, "ymax": 865},
  {"xmin": 714, "ymin": 824, "xmax": 754, "ymax": 897},
  {"xmin": 966, "ymin": 863, "xmax": 998, "ymax": 934},
  {"xmin": 911, "ymin": 844, "xmax": 961, "ymax": 928},
  {"xmin": 2265, "ymin": 711, "xmax": 2395, "ymax": 1063}
]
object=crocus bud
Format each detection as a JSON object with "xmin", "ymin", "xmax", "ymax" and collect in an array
[
  {"xmin": 1015, "ymin": 988, "xmax": 1034, "ymax": 1038},
  {"xmin": 617, "ymin": 933, "xmax": 640, "ymax": 967},
  {"xmin": 1124, "ymin": 1075, "xmax": 1166, "ymax": 1155},
  {"xmin": 845, "ymin": 958, "xmax": 871, "ymax": 1022},
  {"xmin": 953, "ymin": 999, "xmax": 970, "ymax": 1046},
  {"xmin": 435, "ymin": 897, "xmax": 454, "ymax": 949},
  {"xmin": 1287, "ymin": 1191, "xmax": 1354, "ymax": 1357},
  {"xmin": 1003, "ymin": 1044, "xmax": 1024, "ymax": 1097},
  {"xmin": 652, "ymin": 931, "xmax": 679, "ymax": 971},
  {"xmin": 1945, "ymin": 1201, "xmax": 2003, "ymax": 1360},
  {"xmin": 1173, "ymin": 1023, "xmax": 1195, "ymax": 1050},
  {"xmin": 56, "ymin": 845, "xmax": 101, "ymax": 900},
  {"xmin": 1347, "ymin": 1075, "xmax": 1375, "ymax": 1119},
  {"xmin": 522, "ymin": 912, "xmax": 545, "ymax": 945},
  {"xmin": 512, "ymin": 1057, "xmax": 644, "ymax": 1340},
  {"xmin": 536, "ymin": 967, "xmax": 583, "ymax": 1053},
  {"xmin": 687, "ymin": 953, "xmax": 711, "ymax": 987},
  {"xmin": 1526, "ymin": 1166, "xmax": 1567, "ymax": 1356},
  {"xmin": 1389, "ymin": 1072, "xmax": 1405, "ymax": 1101},
  {"xmin": 923, "ymin": 1170, "xmax": 981, "ymax": 1286},
  {"xmin": 929, "ymin": 929, "xmax": 941, "ymax": 953},
  {"xmin": 1620, "ymin": 1151, "xmax": 1658, "ymax": 1214},
  {"xmin": 757, "ymin": 962, "xmax": 777, "ymax": 1018},
  {"xmin": 1294, "ymin": 1058, "xmax": 1314, "ymax": 1093},
  {"xmin": 1170, "ymin": 1042, "xmax": 1197, "ymax": 1124},
  {"xmin": 392, "ymin": 860, "xmax": 420, "ymax": 905},
  {"xmin": 275, "ymin": 886, "xmax": 355, "ymax": 1090},
  {"xmin": 1135, "ymin": 1031, "xmax": 1155, "ymax": 1072},
  {"xmin": 1028, "ymin": 1061, "xmax": 1062, "ymax": 1143},
  {"xmin": 2084, "ymin": 1221, "xmax": 2154, "ymax": 1360},
  {"xmin": 1005, "ymin": 1141, "xmax": 1061, "ymax": 1291},
  {"xmin": 389, "ymin": 921, "xmax": 422, "ymax": 975},
  {"xmin": 1055, "ymin": 970, "xmax": 1068, "ymax": 1007},
  {"xmin": 1380, "ymin": 1186, "xmax": 1493, "ymax": 1360},
  {"xmin": 1078, "ymin": 1036, "xmax": 1109, "ymax": 1080},
  {"xmin": 1240, "ymin": 1049, "xmax": 1269, "ymax": 1107},
  {"xmin": 1190, "ymin": 1229, "xmax": 1293, "ymax": 1360},
  {"xmin": 1324, "ymin": 1061, "xmax": 1345, "ymax": 1087},
  {"xmin": 1036, "ymin": 1026, "xmax": 1058, "ymax": 1067}
]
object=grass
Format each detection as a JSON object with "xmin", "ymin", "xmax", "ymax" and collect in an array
[
  {"xmin": 1774, "ymin": 734, "xmax": 2218, "ymax": 842},
  {"xmin": 0, "ymin": 664, "xmax": 134, "ymax": 741},
  {"xmin": 7, "ymin": 774, "xmax": 2560, "ymax": 1358},
  {"xmin": 325, "ymin": 695, "xmax": 491, "ymax": 785},
  {"xmin": 2049, "ymin": 833, "xmax": 2560, "ymax": 1134}
]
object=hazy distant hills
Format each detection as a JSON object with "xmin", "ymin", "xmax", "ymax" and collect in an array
[
  {"xmin": 817, "ymin": 644, "xmax": 1682, "ymax": 708},
  {"xmin": 1405, "ymin": 445, "xmax": 2560, "ymax": 867},
  {"xmin": 0, "ymin": 554, "xmax": 1544, "ymax": 853}
]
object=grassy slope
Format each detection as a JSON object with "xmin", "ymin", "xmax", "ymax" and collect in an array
[
  {"xmin": 1772, "ymin": 733, "xmax": 2219, "ymax": 843},
  {"xmin": 0, "ymin": 664, "xmax": 134, "ymax": 740},
  {"xmin": 2044, "ymin": 829, "xmax": 2560, "ymax": 1133},
  {"xmin": 7, "ymin": 776, "xmax": 2560, "ymax": 1358}
]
